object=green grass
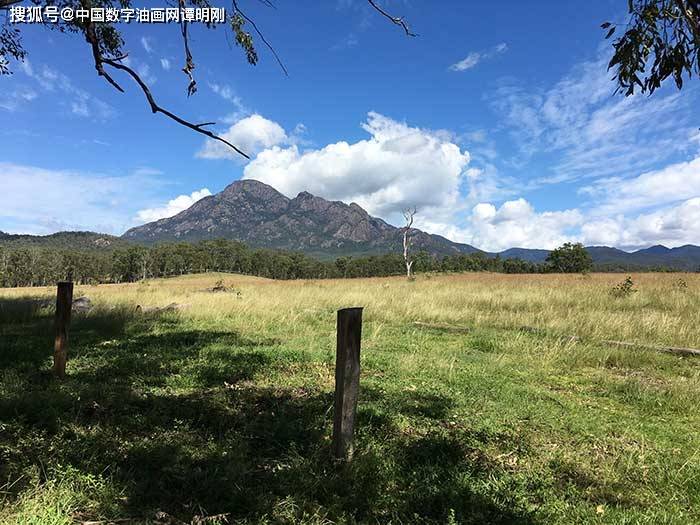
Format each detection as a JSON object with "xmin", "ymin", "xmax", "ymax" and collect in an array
[{"xmin": 1, "ymin": 273, "xmax": 699, "ymax": 524}]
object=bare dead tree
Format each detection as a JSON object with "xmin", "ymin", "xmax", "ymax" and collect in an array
[
  {"xmin": 402, "ymin": 207, "xmax": 417, "ymax": 280},
  {"xmin": 0, "ymin": 0, "xmax": 415, "ymax": 158}
]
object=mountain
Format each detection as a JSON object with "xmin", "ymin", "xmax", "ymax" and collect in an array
[
  {"xmin": 0, "ymin": 231, "xmax": 129, "ymax": 251},
  {"xmin": 498, "ymin": 248, "xmax": 550, "ymax": 263},
  {"xmin": 583, "ymin": 245, "xmax": 700, "ymax": 271},
  {"xmin": 508, "ymin": 245, "xmax": 700, "ymax": 271},
  {"xmin": 122, "ymin": 179, "xmax": 482, "ymax": 258}
]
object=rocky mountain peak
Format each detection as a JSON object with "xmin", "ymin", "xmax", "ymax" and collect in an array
[
  {"xmin": 122, "ymin": 179, "xmax": 479, "ymax": 257},
  {"xmin": 222, "ymin": 179, "xmax": 287, "ymax": 201}
]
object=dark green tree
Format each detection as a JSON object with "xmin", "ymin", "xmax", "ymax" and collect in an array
[
  {"xmin": 545, "ymin": 243, "xmax": 593, "ymax": 273},
  {"xmin": 502, "ymin": 258, "xmax": 536, "ymax": 274}
]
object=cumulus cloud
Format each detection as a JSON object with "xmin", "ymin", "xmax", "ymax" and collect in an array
[
  {"xmin": 135, "ymin": 188, "xmax": 212, "ymax": 223},
  {"xmin": 197, "ymin": 114, "xmax": 288, "ymax": 160},
  {"xmin": 457, "ymin": 155, "xmax": 700, "ymax": 250},
  {"xmin": 581, "ymin": 198, "xmax": 700, "ymax": 249},
  {"xmin": 428, "ymin": 198, "xmax": 582, "ymax": 252},
  {"xmin": 449, "ymin": 43, "xmax": 507, "ymax": 72},
  {"xmin": 242, "ymin": 111, "xmax": 471, "ymax": 220}
]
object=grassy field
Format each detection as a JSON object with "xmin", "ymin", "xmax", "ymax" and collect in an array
[{"xmin": 1, "ymin": 272, "xmax": 699, "ymax": 524}]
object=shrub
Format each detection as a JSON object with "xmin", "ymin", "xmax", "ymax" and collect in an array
[{"xmin": 610, "ymin": 276, "xmax": 637, "ymax": 298}]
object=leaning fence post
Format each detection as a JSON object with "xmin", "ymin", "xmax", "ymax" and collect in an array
[
  {"xmin": 53, "ymin": 281, "xmax": 73, "ymax": 379},
  {"xmin": 332, "ymin": 307, "xmax": 363, "ymax": 461}
]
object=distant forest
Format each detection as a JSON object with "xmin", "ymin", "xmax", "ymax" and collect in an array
[{"xmin": 0, "ymin": 237, "xmax": 690, "ymax": 288}]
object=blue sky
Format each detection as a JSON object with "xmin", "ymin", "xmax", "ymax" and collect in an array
[{"xmin": 2, "ymin": 0, "xmax": 700, "ymax": 251}]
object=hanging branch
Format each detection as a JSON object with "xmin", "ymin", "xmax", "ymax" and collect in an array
[
  {"xmin": 178, "ymin": 0, "xmax": 197, "ymax": 96},
  {"xmin": 367, "ymin": 0, "xmax": 417, "ymax": 36},
  {"xmin": 102, "ymin": 57, "xmax": 250, "ymax": 158},
  {"xmin": 77, "ymin": 1, "xmax": 249, "ymax": 158},
  {"xmin": 232, "ymin": 0, "xmax": 288, "ymax": 75}
]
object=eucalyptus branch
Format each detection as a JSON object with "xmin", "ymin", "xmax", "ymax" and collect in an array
[
  {"xmin": 102, "ymin": 57, "xmax": 250, "ymax": 158},
  {"xmin": 367, "ymin": 0, "xmax": 416, "ymax": 37},
  {"xmin": 178, "ymin": 0, "xmax": 197, "ymax": 96},
  {"xmin": 232, "ymin": 0, "xmax": 288, "ymax": 75}
]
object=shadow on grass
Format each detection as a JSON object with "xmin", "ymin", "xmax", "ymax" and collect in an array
[{"xmin": 0, "ymin": 297, "xmax": 536, "ymax": 524}]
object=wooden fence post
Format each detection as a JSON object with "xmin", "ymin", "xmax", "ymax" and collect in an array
[
  {"xmin": 53, "ymin": 281, "xmax": 73, "ymax": 379},
  {"xmin": 332, "ymin": 307, "xmax": 363, "ymax": 461}
]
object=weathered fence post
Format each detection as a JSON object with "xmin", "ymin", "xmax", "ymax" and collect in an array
[
  {"xmin": 53, "ymin": 281, "xmax": 73, "ymax": 379},
  {"xmin": 332, "ymin": 307, "xmax": 363, "ymax": 461}
]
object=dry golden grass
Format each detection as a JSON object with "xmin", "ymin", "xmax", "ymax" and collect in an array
[{"xmin": 6, "ymin": 271, "xmax": 697, "ymax": 348}]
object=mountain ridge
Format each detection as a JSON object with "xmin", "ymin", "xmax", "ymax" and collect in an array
[{"xmin": 0, "ymin": 231, "xmax": 129, "ymax": 251}]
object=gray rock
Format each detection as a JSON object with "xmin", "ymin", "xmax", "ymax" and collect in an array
[{"xmin": 72, "ymin": 296, "xmax": 92, "ymax": 313}]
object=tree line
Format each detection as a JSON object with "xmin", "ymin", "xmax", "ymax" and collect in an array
[{"xmin": 0, "ymin": 240, "xmax": 599, "ymax": 288}]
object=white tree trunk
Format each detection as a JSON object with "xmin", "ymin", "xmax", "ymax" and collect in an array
[{"xmin": 402, "ymin": 207, "xmax": 416, "ymax": 280}]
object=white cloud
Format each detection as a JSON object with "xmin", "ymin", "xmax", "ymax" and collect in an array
[
  {"xmin": 489, "ymin": 49, "xmax": 697, "ymax": 184},
  {"xmin": 160, "ymin": 58, "xmax": 171, "ymax": 70},
  {"xmin": 0, "ymin": 163, "xmax": 163, "ymax": 235},
  {"xmin": 209, "ymin": 82, "xmax": 236, "ymax": 102},
  {"xmin": 70, "ymin": 99, "xmax": 90, "ymax": 117},
  {"xmin": 581, "ymin": 198, "xmax": 700, "ymax": 249},
  {"xmin": 583, "ymin": 156, "xmax": 700, "ymax": 216},
  {"xmin": 332, "ymin": 33, "xmax": 359, "ymax": 50},
  {"xmin": 136, "ymin": 63, "xmax": 156, "ymax": 85},
  {"xmin": 451, "ymin": 154, "xmax": 700, "ymax": 251},
  {"xmin": 449, "ymin": 43, "xmax": 507, "ymax": 72},
  {"xmin": 433, "ymin": 198, "xmax": 582, "ymax": 252},
  {"xmin": 15, "ymin": 59, "xmax": 115, "ymax": 119},
  {"xmin": 208, "ymin": 82, "xmax": 249, "ymax": 123},
  {"xmin": 135, "ymin": 188, "xmax": 212, "ymax": 223},
  {"xmin": 242, "ymin": 111, "xmax": 471, "ymax": 220},
  {"xmin": 141, "ymin": 37, "xmax": 153, "ymax": 54},
  {"xmin": 450, "ymin": 52, "xmax": 481, "ymax": 72},
  {"xmin": 122, "ymin": 56, "xmax": 157, "ymax": 85},
  {"xmin": 0, "ymin": 87, "xmax": 37, "ymax": 112},
  {"xmin": 197, "ymin": 114, "xmax": 288, "ymax": 160}
]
